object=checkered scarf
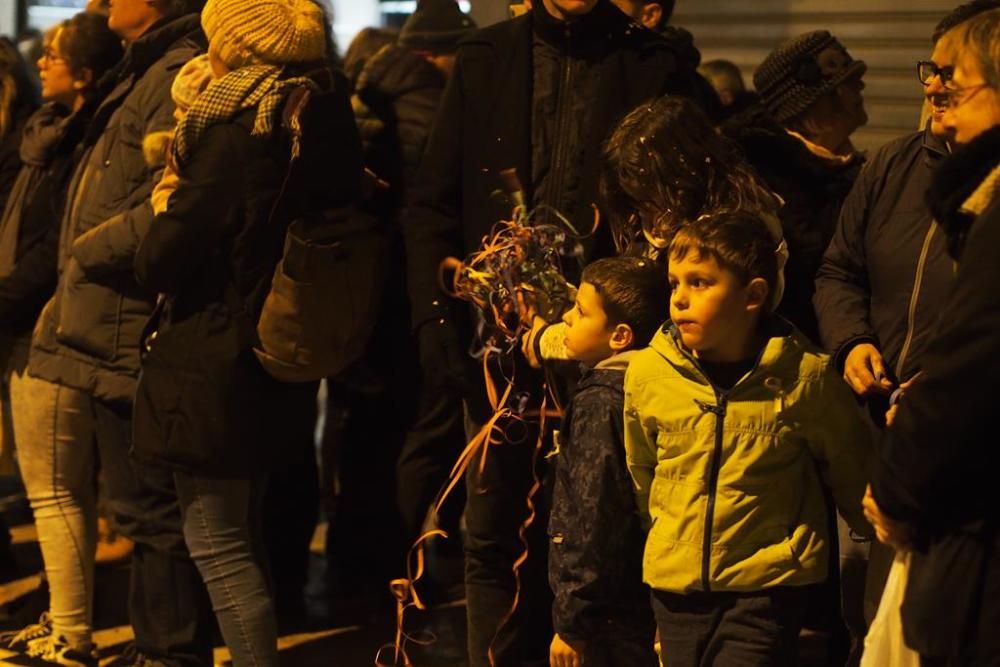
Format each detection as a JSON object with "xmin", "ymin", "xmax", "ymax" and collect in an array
[{"xmin": 172, "ymin": 64, "xmax": 318, "ymax": 170}]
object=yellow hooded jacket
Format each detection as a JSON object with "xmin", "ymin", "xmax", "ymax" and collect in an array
[{"xmin": 624, "ymin": 320, "xmax": 872, "ymax": 594}]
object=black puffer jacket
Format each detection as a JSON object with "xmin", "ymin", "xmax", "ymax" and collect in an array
[
  {"xmin": 0, "ymin": 104, "xmax": 91, "ymax": 337},
  {"xmin": 814, "ymin": 126, "xmax": 952, "ymax": 383},
  {"xmin": 28, "ymin": 14, "xmax": 203, "ymax": 405},
  {"xmin": 132, "ymin": 72, "xmax": 363, "ymax": 476},
  {"xmin": 722, "ymin": 105, "xmax": 863, "ymax": 343},
  {"xmin": 354, "ymin": 43, "xmax": 446, "ymax": 215},
  {"xmin": 0, "ymin": 106, "xmax": 35, "ymax": 215},
  {"xmin": 548, "ymin": 354, "xmax": 653, "ymax": 643}
]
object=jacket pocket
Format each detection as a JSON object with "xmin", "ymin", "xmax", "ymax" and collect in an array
[{"xmin": 54, "ymin": 258, "xmax": 121, "ymax": 362}]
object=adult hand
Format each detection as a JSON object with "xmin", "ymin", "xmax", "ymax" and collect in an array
[
  {"xmin": 843, "ymin": 343, "xmax": 893, "ymax": 397},
  {"xmin": 863, "ymin": 485, "xmax": 912, "ymax": 551},
  {"xmin": 550, "ymin": 633, "xmax": 584, "ymax": 667},
  {"xmin": 520, "ymin": 315, "xmax": 549, "ymax": 369}
]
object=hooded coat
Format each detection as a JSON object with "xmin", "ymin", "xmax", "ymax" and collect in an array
[
  {"xmin": 28, "ymin": 14, "xmax": 204, "ymax": 405},
  {"xmin": 624, "ymin": 320, "xmax": 871, "ymax": 594}
]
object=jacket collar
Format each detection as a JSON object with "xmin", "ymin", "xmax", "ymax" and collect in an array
[
  {"xmin": 649, "ymin": 316, "xmax": 802, "ymax": 389},
  {"xmin": 532, "ymin": 0, "xmax": 622, "ymax": 50},
  {"xmin": 921, "ymin": 121, "xmax": 950, "ymax": 161},
  {"xmin": 116, "ymin": 13, "xmax": 203, "ymax": 82}
]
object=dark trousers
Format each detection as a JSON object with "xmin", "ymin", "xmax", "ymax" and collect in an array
[
  {"xmin": 93, "ymin": 399, "xmax": 215, "ymax": 666},
  {"xmin": 464, "ymin": 414, "xmax": 552, "ymax": 667},
  {"xmin": 651, "ymin": 586, "xmax": 809, "ymax": 667},
  {"xmin": 581, "ymin": 635, "xmax": 659, "ymax": 667}
]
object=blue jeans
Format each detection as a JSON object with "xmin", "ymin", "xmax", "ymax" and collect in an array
[
  {"xmin": 175, "ymin": 473, "xmax": 277, "ymax": 667},
  {"xmin": 93, "ymin": 400, "xmax": 215, "ymax": 665},
  {"xmin": 9, "ymin": 351, "xmax": 96, "ymax": 651}
]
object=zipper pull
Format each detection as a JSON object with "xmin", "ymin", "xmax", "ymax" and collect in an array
[{"xmin": 764, "ymin": 377, "xmax": 785, "ymax": 415}]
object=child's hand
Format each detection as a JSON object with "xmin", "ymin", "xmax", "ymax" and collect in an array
[
  {"xmin": 521, "ymin": 314, "xmax": 549, "ymax": 369},
  {"xmin": 550, "ymin": 633, "xmax": 585, "ymax": 667}
]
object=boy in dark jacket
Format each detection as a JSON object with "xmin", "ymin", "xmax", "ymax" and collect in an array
[{"xmin": 548, "ymin": 257, "xmax": 668, "ymax": 667}]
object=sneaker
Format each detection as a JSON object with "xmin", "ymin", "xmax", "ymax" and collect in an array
[
  {"xmin": 0, "ymin": 612, "xmax": 52, "ymax": 650},
  {"xmin": 23, "ymin": 635, "xmax": 97, "ymax": 667}
]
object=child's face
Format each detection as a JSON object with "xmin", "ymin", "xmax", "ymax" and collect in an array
[
  {"xmin": 668, "ymin": 249, "xmax": 763, "ymax": 362},
  {"xmin": 562, "ymin": 282, "xmax": 615, "ymax": 366}
]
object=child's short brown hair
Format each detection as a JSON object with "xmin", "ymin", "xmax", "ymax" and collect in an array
[
  {"xmin": 581, "ymin": 256, "xmax": 670, "ymax": 347},
  {"xmin": 668, "ymin": 210, "xmax": 779, "ymax": 293}
]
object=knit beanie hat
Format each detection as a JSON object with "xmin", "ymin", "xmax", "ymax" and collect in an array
[
  {"xmin": 201, "ymin": 0, "xmax": 327, "ymax": 70},
  {"xmin": 171, "ymin": 54, "xmax": 214, "ymax": 113},
  {"xmin": 399, "ymin": 0, "xmax": 477, "ymax": 54},
  {"xmin": 753, "ymin": 31, "xmax": 867, "ymax": 123}
]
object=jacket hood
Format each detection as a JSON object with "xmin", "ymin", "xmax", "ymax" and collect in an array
[
  {"xmin": 927, "ymin": 124, "xmax": 1000, "ymax": 260},
  {"xmin": 114, "ymin": 13, "xmax": 204, "ymax": 85},
  {"xmin": 19, "ymin": 103, "xmax": 73, "ymax": 167},
  {"xmin": 578, "ymin": 349, "xmax": 638, "ymax": 391},
  {"xmin": 648, "ymin": 317, "xmax": 805, "ymax": 387},
  {"xmin": 356, "ymin": 44, "xmax": 445, "ymax": 105}
]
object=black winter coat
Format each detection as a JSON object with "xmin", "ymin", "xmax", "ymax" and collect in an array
[
  {"xmin": 0, "ymin": 104, "xmax": 92, "ymax": 337},
  {"xmin": 871, "ymin": 126, "xmax": 1000, "ymax": 663},
  {"xmin": 548, "ymin": 359, "xmax": 653, "ymax": 643},
  {"xmin": 0, "ymin": 107, "xmax": 34, "ymax": 215},
  {"xmin": 814, "ymin": 126, "xmax": 952, "ymax": 383},
  {"xmin": 132, "ymin": 75, "xmax": 363, "ymax": 476},
  {"xmin": 722, "ymin": 105, "xmax": 863, "ymax": 343},
  {"xmin": 403, "ymin": 0, "xmax": 715, "ymax": 332},
  {"xmin": 354, "ymin": 43, "xmax": 446, "ymax": 215},
  {"xmin": 28, "ymin": 14, "xmax": 204, "ymax": 405}
]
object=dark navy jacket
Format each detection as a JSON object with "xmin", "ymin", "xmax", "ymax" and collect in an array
[{"xmin": 548, "ymin": 351, "xmax": 653, "ymax": 642}]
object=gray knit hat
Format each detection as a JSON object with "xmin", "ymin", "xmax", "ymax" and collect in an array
[
  {"xmin": 399, "ymin": 0, "xmax": 476, "ymax": 54},
  {"xmin": 754, "ymin": 31, "xmax": 867, "ymax": 123}
]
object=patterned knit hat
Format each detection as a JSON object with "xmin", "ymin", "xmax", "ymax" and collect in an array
[
  {"xmin": 399, "ymin": 0, "xmax": 476, "ymax": 54},
  {"xmin": 201, "ymin": 0, "xmax": 327, "ymax": 70},
  {"xmin": 753, "ymin": 31, "xmax": 867, "ymax": 123}
]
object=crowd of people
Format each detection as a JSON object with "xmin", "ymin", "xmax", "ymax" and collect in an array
[{"xmin": 0, "ymin": 0, "xmax": 996, "ymax": 666}]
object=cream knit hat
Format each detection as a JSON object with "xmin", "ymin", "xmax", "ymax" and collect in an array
[{"xmin": 201, "ymin": 0, "xmax": 328, "ymax": 70}]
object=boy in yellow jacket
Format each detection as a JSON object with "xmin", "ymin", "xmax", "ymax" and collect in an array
[{"xmin": 624, "ymin": 210, "xmax": 872, "ymax": 665}]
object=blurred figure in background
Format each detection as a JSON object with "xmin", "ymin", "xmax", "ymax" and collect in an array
[{"xmin": 699, "ymin": 58, "xmax": 758, "ymax": 121}]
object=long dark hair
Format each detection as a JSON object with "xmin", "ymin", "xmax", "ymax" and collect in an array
[
  {"xmin": 0, "ymin": 38, "xmax": 37, "ymax": 138},
  {"xmin": 56, "ymin": 12, "xmax": 124, "ymax": 94},
  {"xmin": 600, "ymin": 95, "xmax": 779, "ymax": 255}
]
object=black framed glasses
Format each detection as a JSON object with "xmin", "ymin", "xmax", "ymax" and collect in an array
[{"xmin": 917, "ymin": 60, "xmax": 955, "ymax": 86}]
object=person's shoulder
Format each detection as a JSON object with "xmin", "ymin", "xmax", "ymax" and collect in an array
[{"xmin": 456, "ymin": 14, "xmax": 530, "ymax": 58}]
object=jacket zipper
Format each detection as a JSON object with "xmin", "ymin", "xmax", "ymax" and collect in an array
[
  {"xmin": 895, "ymin": 222, "xmax": 937, "ymax": 380},
  {"xmin": 547, "ymin": 25, "xmax": 575, "ymax": 217},
  {"xmin": 697, "ymin": 392, "xmax": 728, "ymax": 592}
]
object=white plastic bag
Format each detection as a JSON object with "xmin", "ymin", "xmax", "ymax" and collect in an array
[{"xmin": 860, "ymin": 551, "xmax": 921, "ymax": 667}]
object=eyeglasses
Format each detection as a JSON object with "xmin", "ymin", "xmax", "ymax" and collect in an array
[
  {"xmin": 917, "ymin": 60, "xmax": 955, "ymax": 86},
  {"xmin": 40, "ymin": 47, "xmax": 66, "ymax": 66}
]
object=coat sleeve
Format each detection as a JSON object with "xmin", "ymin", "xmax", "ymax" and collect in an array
[
  {"xmin": 0, "ymin": 222, "xmax": 57, "ymax": 330},
  {"xmin": 802, "ymin": 365, "xmax": 873, "ymax": 536},
  {"xmin": 813, "ymin": 158, "xmax": 880, "ymax": 370},
  {"xmin": 871, "ymin": 201, "xmax": 1000, "ymax": 528},
  {"xmin": 134, "ymin": 123, "xmax": 241, "ymax": 294},
  {"xmin": 549, "ymin": 387, "xmax": 634, "ymax": 640},
  {"xmin": 400, "ymin": 48, "xmax": 466, "ymax": 330},
  {"xmin": 624, "ymin": 370, "xmax": 656, "ymax": 529},
  {"xmin": 69, "ymin": 66, "xmax": 179, "ymax": 277}
]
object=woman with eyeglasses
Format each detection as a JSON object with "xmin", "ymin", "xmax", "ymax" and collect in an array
[
  {"xmin": 0, "ymin": 12, "xmax": 122, "ymax": 666},
  {"xmin": 863, "ymin": 7, "xmax": 1000, "ymax": 666}
]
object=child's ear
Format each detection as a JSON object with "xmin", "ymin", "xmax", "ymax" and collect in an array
[
  {"xmin": 609, "ymin": 323, "xmax": 635, "ymax": 352},
  {"xmin": 745, "ymin": 277, "xmax": 769, "ymax": 313}
]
